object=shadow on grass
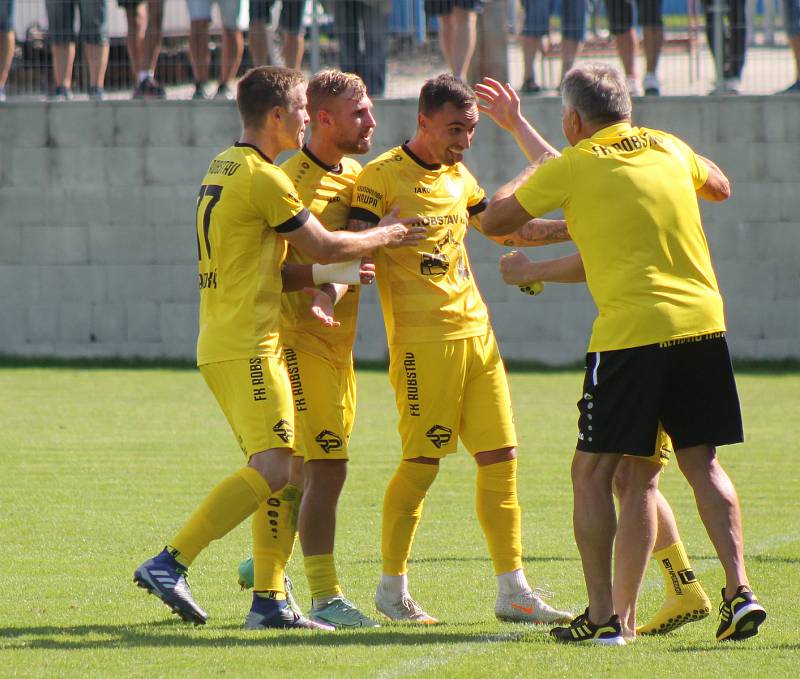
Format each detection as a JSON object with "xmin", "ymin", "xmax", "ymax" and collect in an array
[
  {"xmin": 0, "ymin": 621, "xmax": 541, "ymax": 651},
  {"xmin": 349, "ymin": 555, "xmax": 580, "ymax": 565}
]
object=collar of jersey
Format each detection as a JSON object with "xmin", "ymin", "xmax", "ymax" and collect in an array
[
  {"xmin": 589, "ymin": 121, "xmax": 634, "ymax": 141},
  {"xmin": 302, "ymin": 144, "xmax": 343, "ymax": 174},
  {"xmin": 234, "ymin": 141, "xmax": 273, "ymax": 163},
  {"xmin": 401, "ymin": 142, "xmax": 441, "ymax": 171}
]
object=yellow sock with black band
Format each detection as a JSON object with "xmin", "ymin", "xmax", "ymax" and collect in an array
[
  {"xmin": 381, "ymin": 461, "xmax": 439, "ymax": 575},
  {"xmin": 476, "ymin": 459, "xmax": 523, "ymax": 575},
  {"xmin": 252, "ymin": 484, "xmax": 302, "ymax": 594},
  {"xmin": 305, "ymin": 554, "xmax": 342, "ymax": 604},
  {"xmin": 637, "ymin": 540, "xmax": 712, "ymax": 635},
  {"xmin": 169, "ymin": 466, "xmax": 272, "ymax": 566}
]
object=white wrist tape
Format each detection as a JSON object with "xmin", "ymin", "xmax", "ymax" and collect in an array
[{"xmin": 311, "ymin": 260, "xmax": 362, "ymax": 285}]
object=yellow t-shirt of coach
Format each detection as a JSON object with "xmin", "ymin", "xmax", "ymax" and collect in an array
[
  {"xmin": 196, "ymin": 142, "xmax": 310, "ymax": 366},
  {"xmin": 515, "ymin": 122, "xmax": 726, "ymax": 353}
]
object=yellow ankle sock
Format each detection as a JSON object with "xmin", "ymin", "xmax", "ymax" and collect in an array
[
  {"xmin": 381, "ymin": 461, "xmax": 439, "ymax": 575},
  {"xmin": 304, "ymin": 553, "xmax": 342, "ymax": 602},
  {"xmin": 653, "ymin": 541, "xmax": 708, "ymax": 600},
  {"xmin": 476, "ymin": 459, "xmax": 523, "ymax": 575},
  {"xmin": 169, "ymin": 467, "xmax": 271, "ymax": 565},
  {"xmin": 252, "ymin": 484, "xmax": 301, "ymax": 594}
]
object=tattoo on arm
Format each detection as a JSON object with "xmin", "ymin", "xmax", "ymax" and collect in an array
[{"xmin": 503, "ymin": 219, "xmax": 570, "ymax": 246}]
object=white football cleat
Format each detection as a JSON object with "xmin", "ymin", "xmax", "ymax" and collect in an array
[
  {"xmin": 495, "ymin": 589, "xmax": 573, "ymax": 624},
  {"xmin": 374, "ymin": 583, "xmax": 439, "ymax": 624}
]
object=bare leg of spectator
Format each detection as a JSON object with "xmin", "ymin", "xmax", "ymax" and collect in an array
[
  {"xmin": 439, "ymin": 8, "xmax": 476, "ymax": 81},
  {"xmin": 521, "ymin": 35, "xmax": 543, "ymax": 91},
  {"xmin": 792, "ymin": 36, "xmax": 800, "ymax": 80},
  {"xmin": 51, "ymin": 42, "xmax": 76, "ymax": 91},
  {"xmin": 85, "ymin": 42, "xmax": 109, "ymax": 90},
  {"xmin": 144, "ymin": 0, "xmax": 164, "ymax": 75},
  {"xmin": 282, "ymin": 32, "xmax": 304, "ymax": 69},
  {"xmin": 249, "ymin": 20, "xmax": 271, "ymax": 66},
  {"xmin": 560, "ymin": 37, "xmax": 580, "ymax": 82},
  {"xmin": 0, "ymin": 29, "xmax": 14, "ymax": 99},
  {"xmin": 124, "ymin": 4, "xmax": 146, "ymax": 81},
  {"xmin": 189, "ymin": 19, "xmax": 211, "ymax": 97},
  {"xmin": 613, "ymin": 28, "xmax": 639, "ymax": 83},
  {"xmin": 643, "ymin": 26, "xmax": 662, "ymax": 77},
  {"xmin": 219, "ymin": 27, "xmax": 244, "ymax": 88}
]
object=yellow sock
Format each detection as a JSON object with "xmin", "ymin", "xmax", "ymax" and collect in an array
[
  {"xmin": 252, "ymin": 484, "xmax": 302, "ymax": 594},
  {"xmin": 637, "ymin": 541, "xmax": 711, "ymax": 635},
  {"xmin": 304, "ymin": 554, "xmax": 342, "ymax": 602},
  {"xmin": 169, "ymin": 467, "xmax": 271, "ymax": 565},
  {"xmin": 476, "ymin": 459, "xmax": 523, "ymax": 575},
  {"xmin": 653, "ymin": 541, "xmax": 707, "ymax": 600},
  {"xmin": 381, "ymin": 461, "xmax": 439, "ymax": 575}
]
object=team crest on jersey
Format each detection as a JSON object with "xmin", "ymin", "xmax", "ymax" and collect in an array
[
  {"xmin": 426, "ymin": 424, "xmax": 452, "ymax": 448},
  {"xmin": 420, "ymin": 251, "xmax": 449, "ymax": 276},
  {"xmin": 273, "ymin": 419, "xmax": 293, "ymax": 444},
  {"xmin": 315, "ymin": 430, "xmax": 343, "ymax": 454}
]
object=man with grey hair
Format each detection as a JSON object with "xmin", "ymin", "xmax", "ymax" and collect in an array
[{"xmin": 478, "ymin": 64, "xmax": 766, "ymax": 645}]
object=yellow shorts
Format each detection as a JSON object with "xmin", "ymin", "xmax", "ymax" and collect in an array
[
  {"xmin": 283, "ymin": 346, "xmax": 356, "ymax": 461},
  {"xmin": 388, "ymin": 330, "xmax": 517, "ymax": 459},
  {"xmin": 628, "ymin": 424, "xmax": 673, "ymax": 467},
  {"xmin": 200, "ymin": 356, "xmax": 295, "ymax": 459}
]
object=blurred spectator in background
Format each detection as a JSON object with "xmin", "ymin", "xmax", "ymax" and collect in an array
[
  {"xmin": 605, "ymin": 0, "xmax": 663, "ymax": 95},
  {"xmin": 45, "ymin": 0, "xmax": 109, "ymax": 99},
  {"xmin": 249, "ymin": 0, "xmax": 305, "ymax": 68},
  {"xmin": 426, "ymin": 0, "xmax": 480, "ymax": 81},
  {"xmin": 519, "ymin": 0, "xmax": 586, "ymax": 93},
  {"xmin": 0, "ymin": 0, "xmax": 13, "ymax": 101},
  {"xmin": 187, "ymin": 0, "xmax": 248, "ymax": 99},
  {"xmin": 334, "ymin": 0, "xmax": 389, "ymax": 95},
  {"xmin": 779, "ymin": 0, "xmax": 800, "ymax": 92},
  {"xmin": 119, "ymin": 0, "xmax": 165, "ymax": 97},
  {"xmin": 703, "ymin": 0, "xmax": 746, "ymax": 94}
]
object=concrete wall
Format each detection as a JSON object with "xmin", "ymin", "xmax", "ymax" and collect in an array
[{"xmin": 1, "ymin": 97, "xmax": 798, "ymax": 364}]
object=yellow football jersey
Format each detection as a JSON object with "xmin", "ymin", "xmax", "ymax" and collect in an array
[
  {"xmin": 196, "ymin": 142, "xmax": 310, "ymax": 366},
  {"xmin": 349, "ymin": 144, "xmax": 490, "ymax": 345},
  {"xmin": 279, "ymin": 147, "xmax": 362, "ymax": 367},
  {"xmin": 515, "ymin": 123, "xmax": 725, "ymax": 352}
]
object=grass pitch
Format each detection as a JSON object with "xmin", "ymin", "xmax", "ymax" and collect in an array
[{"xmin": 1, "ymin": 365, "xmax": 798, "ymax": 678}]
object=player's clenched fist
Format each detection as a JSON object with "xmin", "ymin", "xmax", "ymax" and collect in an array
[{"xmin": 499, "ymin": 250, "xmax": 536, "ymax": 286}]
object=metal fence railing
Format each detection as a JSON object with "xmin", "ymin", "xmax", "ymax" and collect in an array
[{"xmin": 0, "ymin": 0, "xmax": 797, "ymax": 101}]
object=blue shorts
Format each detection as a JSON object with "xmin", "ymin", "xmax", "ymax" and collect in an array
[
  {"xmin": 249, "ymin": 0, "xmax": 305, "ymax": 32},
  {"xmin": 785, "ymin": 0, "xmax": 800, "ymax": 35},
  {"xmin": 0, "ymin": 0, "xmax": 14, "ymax": 32},
  {"xmin": 522, "ymin": 0, "xmax": 586, "ymax": 41},
  {"xmin": 46, "ymin": 0, "xmax": 108, "ymax": 43},
  {"xmin": 187, "ymin": 0, "xmax": 248, "ymax": 29}
]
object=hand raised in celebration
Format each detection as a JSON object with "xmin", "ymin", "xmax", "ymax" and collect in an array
[{"xmin": 474, "ymin": 77, "xmax": 523, "ymax": 133}]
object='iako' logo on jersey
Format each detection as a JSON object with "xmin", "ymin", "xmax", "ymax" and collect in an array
[
  {"xmin": 426, "ymin": 424, "xmax": 452, "ymax": 448},
  {"xmin": 315, "ymin": 430, "xmax": 343, "ymax": 454},
  {"xmin": 273, "ymin": 419, "xmax": 293, "ymax": 444}
]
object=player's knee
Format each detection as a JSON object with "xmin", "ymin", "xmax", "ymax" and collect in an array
[
  {"xmin": 474, "ymin": 447, "xmax": 516, "ymax": 466},
  {"xmin": 306, "ymin": 459, "xmax": 348, "ymax": 490},
  {"xmin": 248, "ymin": 447, "xmax": 292, "ymax": 491}
]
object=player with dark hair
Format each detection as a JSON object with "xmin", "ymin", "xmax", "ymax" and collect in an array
[
  {"xmin": 133, "ymin": 65, "xmax": 416, "ymax": 631},
  {"xmin": 348, "ymin": 73, "xmax": 572, "ymax": 625},
  {"xmin": 481, "ymin": 64, "xmax": 766, "ymax": 645}
]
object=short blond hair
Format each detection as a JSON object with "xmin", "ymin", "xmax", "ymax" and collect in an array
[
  {"xmin": 237, "ymin": 66, "xmax": 305, "ymax": 128},
  {"xmin": 306, "ymin": 69, "xmax": 367, "ymax": 118}
]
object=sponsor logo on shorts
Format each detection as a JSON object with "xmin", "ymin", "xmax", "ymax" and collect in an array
[
  {"xmin": 426, "ymin": 424, "xmax": 452, "ymax": 448},
  {"xmin": 283, "ymin": 347, "xmax": 306, "ymax": 412},
  {"xmin": 250, "ymin": 358, "xmax": 266, "ymax": 401},
  {"xmin": 658, "ymin": 332, "xmax": 725, "ymax": 348},
  {"xmin": 273, "ymin": 419, "xmax": 293, "ymax": 444},
  {"xmin": 315, "ymin": 430, "xmax": 343, "ymax": 454},
  {"xmin": 404, "ymin": 352, "xmax": 420, "ymax": 417}
]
